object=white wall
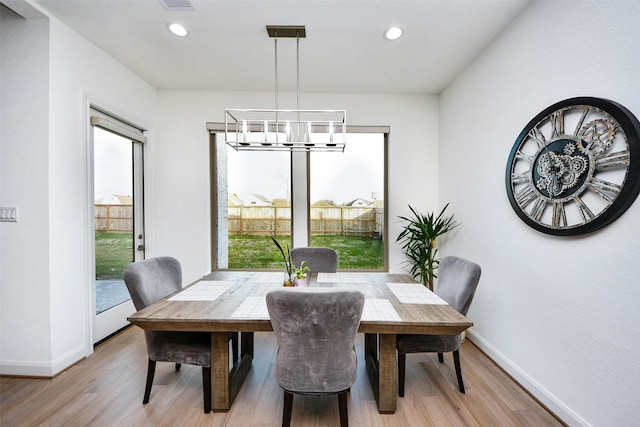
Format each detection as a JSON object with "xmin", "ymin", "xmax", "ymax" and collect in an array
[
  {"xmin": 0, "ymin": 1, "xmax": 157, "ymax": 376},
  {"xmin": 439, "ymin": 1, "xmax": 640, "ymax": 425},
  {"xmin": 0, "ymin": 3, "xmax": 52, "ymax": 373},
  {"xmin": 155, "ymin": 90, "xmax": 439, "ymax": 282}
]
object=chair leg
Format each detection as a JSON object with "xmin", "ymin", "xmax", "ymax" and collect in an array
[
  {"xmin": 202, "ymin": 367, "xmax": 211, "ymax": 413},
  {"xmin": 438, "ymin": 352, "xmax": 444, "ymax": 363},
  {"xmin": 143, "ymin": 359, "xmax": 156, "ymax": 404},
  {"xmin": 398, "ymin": 353, "xmax": 406, "ymax": 397},
  {"xmin": 282, "ymin": 391, "xmax": 293, "ymax": 427},
  {"xmin": 175, "ymin": 363, "xmax": 181, "ymax": 371},
  {"xmin": 338, "ymin": 391, "xmax": 349, "ymax": 427},
  {"xmin": 453, "ymin": 350, "xmax": 465, "ymax": 393}
]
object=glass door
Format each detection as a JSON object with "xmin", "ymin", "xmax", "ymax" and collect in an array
[{"xmin": 91, "ymin": 110, "xmax": 145, "ymax": 343}]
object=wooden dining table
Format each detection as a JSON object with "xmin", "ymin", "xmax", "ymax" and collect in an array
[{"xmin": 127, "ymin": 270, "xmax": 472, "ymax": 414}]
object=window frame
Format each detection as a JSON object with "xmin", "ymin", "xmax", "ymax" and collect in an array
[{"xmin": 207, "ymin": 123, "xmax": 389, "ymax": 271}]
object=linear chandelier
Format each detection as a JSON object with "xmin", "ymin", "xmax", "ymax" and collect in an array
[{"xmin": 225, "ymin": 25, "xmax": 346, "ymax": 152}]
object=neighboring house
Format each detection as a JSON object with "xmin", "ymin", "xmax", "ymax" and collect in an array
[
  {"xmin": 248, "ymin": 194, "xmax": 272, "ymax": 206},
  {"xmin": 346, "ymin": 198, "xmax": 371, "ymax": 207}
]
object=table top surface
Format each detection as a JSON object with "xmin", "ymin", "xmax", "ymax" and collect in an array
[{"xmin": 127, "ymin": 271, "xmax": 472, "ymax": 335}]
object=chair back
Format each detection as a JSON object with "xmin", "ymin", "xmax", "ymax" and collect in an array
[
  {"xmin": 266, "ymin": 288, "xmax": 364, "ymax": 395},
  {"xmin": 123, "ymin": 256, "xmax": 182, "ymax": 311},
  {"xmin": 436, "ymin": 256, "xmax": 481, "ymax": 315},
  {"xmin": 290, "ymin": 247, "xmax": 338, "ymax": 273}
]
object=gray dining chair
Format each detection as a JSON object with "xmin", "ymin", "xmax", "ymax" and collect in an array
[
  {"xmin": 396, "ymin": 256, "xmax": 481, "ymax": 396},
  {"xmin": 266, "ymin": 287, "xmax": 365, "ymax": 427},
  {"xmin": 290, "ymin": 247, "xmax": 338, "ymax": 273},
  {"xmin": 123, "ymin": 256, "xmax": 236, "ymax": 413}
]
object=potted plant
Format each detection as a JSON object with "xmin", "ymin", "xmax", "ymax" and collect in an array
[
  {"xmin": 396, "ymin": 203, "xmax": 460, "ymax": 291},
  {"xmin": 271, "ymin": 237, "xmax": 309, "ymax": 287},
  {"xmin": 293, "ymin": 261, "xmax": 310, "ymax": 287}
]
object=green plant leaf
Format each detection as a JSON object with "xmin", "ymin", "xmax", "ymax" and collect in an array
[{"xmin": 396, "ymin": 203, "xmax": 459, "ymax": 288}]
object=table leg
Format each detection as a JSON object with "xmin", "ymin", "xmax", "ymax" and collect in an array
[
  {"xmin": 364, "ymin": 333, "xmax": 397, "ymax": 413},
  {"xmin": 211, "ymin": 331, "xmax": 254, "ymax": 411}
]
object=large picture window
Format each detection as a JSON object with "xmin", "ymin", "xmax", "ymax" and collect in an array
[{"xmin": 210, "ymin": 127, "xmax": 387, "ymax": 271}]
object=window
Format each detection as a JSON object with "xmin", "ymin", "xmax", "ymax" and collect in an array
[
  {"xmin": 210, "ymin": 125, "xmax": 388, "ymax": 271},
  {"xmin": 310, "ymin": 133, "xmax": 386, "ymax": 269},
  {"xmin": 212, "ymin": 134, "xmax": 291, "ymax": 269}
]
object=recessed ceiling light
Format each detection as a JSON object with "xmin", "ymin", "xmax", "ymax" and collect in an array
[
  {"xmin": 167, "ymin": 23, "xmax": 189, "ymax": 37},
  {"xmin": 384, "ymin": 26, "xmax": 403, "ymax": 41}
]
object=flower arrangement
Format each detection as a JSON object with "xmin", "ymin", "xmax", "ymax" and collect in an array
[{"xmin": 271, "ymin": 237, "xmax": 310, "ymax": 287}]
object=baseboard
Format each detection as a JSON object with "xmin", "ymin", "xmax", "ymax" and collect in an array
[
  {"xmin": 466, "ymin": 330, "xmax": 589, "ymax": 427},
  {"xmin": 0, "ymin": 345, "xmax": 85, "ymax": 377}
]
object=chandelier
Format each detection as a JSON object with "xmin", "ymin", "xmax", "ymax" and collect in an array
[{"xmin": 225, "ymin": 25, "xmax": 346, "ymax": 152}]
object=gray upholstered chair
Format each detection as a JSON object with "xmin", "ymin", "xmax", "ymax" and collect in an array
[
  {"xmin": 290, "ymin": 247, "xmax": 338, "ymax": 273},
  {"xmin": 266, "ymin": 287, "xmax": 365, "ymax": 427},
  {"xmin": 396, "ymin": 256, "xmax": 481, "ymax": 396},
  {"xmin": 124, "ymin": 256, "xmax": 235, "ymax": 413}
]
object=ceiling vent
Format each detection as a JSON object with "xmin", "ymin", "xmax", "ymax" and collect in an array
[{"xmin": 159, "ymin": 0, "xmax": 195, "ymax": 11}]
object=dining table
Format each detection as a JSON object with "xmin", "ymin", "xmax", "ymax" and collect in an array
[{"xmin": 127, "ymin": 270, "xmax": 473, "ymax": 413}]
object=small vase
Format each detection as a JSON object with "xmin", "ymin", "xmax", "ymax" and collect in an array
[
  {"xmin": 283, "ymin": 272, "xmax": 294, "ymax": 287},
  {"xmin": 294, "ymin": 277, "xmax": 307, "ymax": 287}
]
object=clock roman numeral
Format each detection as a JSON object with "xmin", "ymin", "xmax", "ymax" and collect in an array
[
  {"xmin": 530, "ymin": 197, "xmax": 547, "ymax": 221},
  {"xmin": 574, "ymin": 107, "xmax": 591, "ymax": 136},
  {"xmin": 511, "ymin": 169, "xmax": 531, "ymax": 185},
  {"xmin": 515, "ymin": 184, "xmax": 538, "ymax": 208},
  {"xmin": 515, "ymin": 150, "xmax": 535, "ymax": 163},
  {"xmin": 588, "ymin": 177, "xmax": 621, "ymax": 202},
  {"xmin": 573, "ymin": 196, "xmax": 595, "ymax": 222},
  {"xmin": 552, "ymin": 202, "xmax": 567, "ymax": 228},
  {"xmin": 527, "ymin": 126, "xmax": 546, "ymax": 149},
  {"xmin": 594, "ymin": 150, "xmax": 630, "ymax": 170},
  {"xmin": 550, "ymin": 111, "xmax": 564, "ymax": 138}
]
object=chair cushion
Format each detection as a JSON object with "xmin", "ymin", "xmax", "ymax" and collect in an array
[
  {"xmin": 290, "ymin": 247, "xmax": 338, "ymax": 273},
  {"xmin": 437, "ymin": 256, "xmax": 481, "ymax": 315},
  {"xmin": 266, "ymin": 288, "xmax": 364, "ymax": 395},
  {"xmin": 124, "ymin": 257, "xmax": 211, "ymax": 367},
  {"xmin": 396, "ymin": 333, "xmax": 461, "ymax": 354},
  {"xmin": 123, "ymin": 256, "xmax": 182, "ymax": 311},
  {"xmin": 145, "ymin": 331, "xmax": 211, "ymax": 367}
]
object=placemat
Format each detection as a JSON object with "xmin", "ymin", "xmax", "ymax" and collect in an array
[
  {"xmin": 386, "ymin": 282, "xmax": 447, "ymax": 305},
  {"xmin": 362, "ymin": 299, "xmax": 402, "ymax": 321},
  {"xmin": 316, "ymin": 272, "xmax": 369, "ymax": 283},
  {"xmin": 230, "ymin": 296, "xmax": 269, "ymax": 319}
]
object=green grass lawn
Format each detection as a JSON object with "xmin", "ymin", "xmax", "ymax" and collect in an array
[
  {"xmin": 229, "ymin": 234, "xmax": 384, "ymax": 270},
  {"xmin": 95, "ymin": 232, "xmax": 133, "ymax": 280},
  {"xmin": 95, "ymin": 232, "xmax": 385, "ymax": 279}
]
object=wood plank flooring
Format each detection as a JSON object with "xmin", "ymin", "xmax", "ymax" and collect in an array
[{"xmin": 0, "ymin": 327, "xmax": 565, "ymax": 426}]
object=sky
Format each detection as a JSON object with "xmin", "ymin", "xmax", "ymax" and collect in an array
[
  {"xmin": 93, "ymin": 129, "xmax": 384, "ymax": 206},
  {"xmin": 93, "ymin": 127, "xmax": 133, "ymax": 202},
  {"xmin": 227, "ymin": 133, "xmax": 384, "ymax": 205}
]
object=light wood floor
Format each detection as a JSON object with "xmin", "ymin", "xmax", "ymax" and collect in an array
[{"xmin": 0, "ymin": 326, "xmax": 564, "ymax": 426}]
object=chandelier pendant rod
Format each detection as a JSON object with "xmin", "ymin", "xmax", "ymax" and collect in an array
[
  {"xmin": 296, "ymin": 33, "xmax": 300, "ymax": 142},
  {"xmin": 224, "ymin": 25, "xmax": 346, "ymax": 152},
  {"xmin": 274, "ymin": 35, "xmax": 279, "ymax": 142}
]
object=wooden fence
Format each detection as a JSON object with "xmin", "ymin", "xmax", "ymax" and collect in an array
[
  {"xmin": 95, "ymin": 204, "xmax": 133, "ymax": 232},
  {"xmin": 228, "ymin": 205, "xmax": 380, "ymax": 237},
  {"xmin": 96, "ymin": 204, "xmax": 383, "ymax": 237}
]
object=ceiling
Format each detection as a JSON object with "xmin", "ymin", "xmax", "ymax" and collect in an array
[{"xmin": 29, "ymin": 0, "xmax": 530, "ymax": 94}]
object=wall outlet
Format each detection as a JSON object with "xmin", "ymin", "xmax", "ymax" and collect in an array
[{"xmin": 0, "ymin": 207, "xmax": 18, "ymax": 222}]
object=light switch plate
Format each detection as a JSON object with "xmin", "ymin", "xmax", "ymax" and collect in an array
[{"xmin": 0, "ymin": 207, "xmax": 18, "ymax": 222}]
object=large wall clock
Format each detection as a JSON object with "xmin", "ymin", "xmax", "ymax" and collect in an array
[{"xmin": 505, "ymin": 97, "xmax": 640, "ymax": 236}]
